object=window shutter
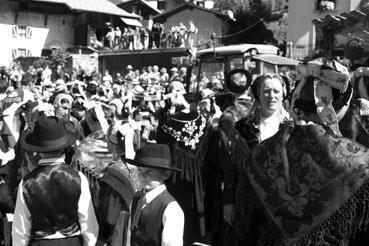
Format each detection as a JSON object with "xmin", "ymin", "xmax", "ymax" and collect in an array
[
  {"xmin": 12, "ymin": 25, "xmax": 18, "ymax": 37},
  {"xmin": 26, "ymin": 49, "xmax": 32, "ymax": 57},
  {"xmin": 26, "ymin": 26, "xmax": 32, "ymax": 39},
  {"xmin": 11, "ymin": 49, "xmax": 17, "ymax": 59}
]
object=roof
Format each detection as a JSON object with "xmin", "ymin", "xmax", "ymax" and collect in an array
[
  {"xmin": 30, "ymin": 0, "xmax": 140, "ymax": 18},
  {"xmin": 252, "ymin": 54, "xmax": 299, "ymax": 66},
  {"xmin": 118, "ymin": 0, "xmax": 161, "ymax": 15},
  {"xmin": 312, "ymin": 4, "xmax": 369, "ymax": 42},
  {"xmin": 153, "ymin": 2, "xmax": 228, "ymax": 22},
  {"xmin": 196, "ymin": 44, "xmax": 279, "ymax": 57},
  {"xmin": 120, "ymin": 17, "xmax": 142, "ymax": 27}
]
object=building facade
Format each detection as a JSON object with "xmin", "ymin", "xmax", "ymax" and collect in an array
[
  {"xmin": 0, "ymin": 0, "xmax": 139, "ymax": 68},
  {"xmin": 0, "ymin": 0, "xmax": 75, "ymax": 67},
  {"xmin": 287, "ymin": 0, "xmax": 363, "ymax": 59},
  {"xmin": 153, "ymin": 3, "xmax": 230, "ymax": 49}
]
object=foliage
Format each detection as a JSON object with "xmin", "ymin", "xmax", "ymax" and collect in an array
[
  {"xmin": 32, "ymin": 49, "xmax": 70, "ymax": 70},
  {"xmin": 319, "ymin": 0, "xmax": 335, "ymax": 11},
  {"xmin": 213, "ymin": 0, "xmax": 277, "ymax": 45}
]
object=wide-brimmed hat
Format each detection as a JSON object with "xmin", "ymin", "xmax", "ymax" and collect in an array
[
  {"xmin": 201, "ymin": 88, "xmax": 218, "ymax": 99},
  {"xmin": 124, "ymin": 144, "xmax": 180, "ymax": 171},
  {"xmin": 21, "ymin": 116, "xmax": 78, "ymax": 152},
  {"xmin": 225, "ymin": 69, "xmax": 252, "ymax": 94}
]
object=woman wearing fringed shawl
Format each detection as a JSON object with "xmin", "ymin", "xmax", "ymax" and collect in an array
[
  {"xmin": 245, "ymin": 58, "xmax": 369, "ymax": 245},
  {"xmin": 213, "ymin": 72, "xmax": 291, "ymax": 245}
]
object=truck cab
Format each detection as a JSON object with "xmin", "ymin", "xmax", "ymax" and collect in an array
[{"xmin": 189, "ymin": 44, "xmax": 299, "ymax": 93}]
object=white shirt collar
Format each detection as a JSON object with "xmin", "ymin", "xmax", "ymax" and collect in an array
[{"xmin": 144, "ymin": 184, "xmax": 166, "ymax": 204}]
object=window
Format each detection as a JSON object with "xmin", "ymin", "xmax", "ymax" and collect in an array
[
  {"xmin": 18, "ymin": 26, "xmax": 27, "ymax": 38},
  {"xmin": 198, "ymin": 57, "xmax": 225, "ymax": 91},
  {"xmin": 157, "ymin": 0, "xmax": 166, "ymax": 10},
  {"xmin": 12, "ymin": 48, "xmax": 32, "ymax": 59},
  {"xmin": 11, "ymin": 25, "xmax": 32, "ymax": 38},
  {"xmin": 229, "ymin": 57, "xmax": 243, "ymax": 70},
  {"xmin": 11, "ymin": 49, "xmax": 17, "ymax": 59},
  {"xmin": 17, "ymin": 48, "xmax": 27, "ymax": 57},
  {"xmin": 12, "ymin": 26, "xmax": 18, "ymax": 37},
  {"xmin": 317, "ymin": 0, "xmax": 336, "ymax": 11}
]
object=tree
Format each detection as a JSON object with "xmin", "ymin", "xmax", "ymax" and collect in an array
[{"xmin": 214, "ymin": 0, "xmax": 277, "ymax": 45}]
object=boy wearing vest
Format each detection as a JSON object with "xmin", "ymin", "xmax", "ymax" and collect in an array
[
  {"xmin": 125, "ymin": 144, "xmax": 184, "ymax": 246},
  {"xmin": 12, "ymin": 116, "xmax": 99, "ymax": 246}
]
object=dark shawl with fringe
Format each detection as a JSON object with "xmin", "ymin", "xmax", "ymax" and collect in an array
[
  {"xmin": 247, "ymin": 123, "xmax": 369, "ymax": 245},
  {"xmin": 157, "ymin": 114, "xmax": 210, "ymax": 237}
]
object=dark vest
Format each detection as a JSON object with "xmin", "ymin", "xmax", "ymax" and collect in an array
[
  {"xmin": 22, "ymin": 163, "xmax": 81, "ymax": 239},
  {"xmin": 131, "ymin": 189, "xmax": 175, "ymax": 246}
]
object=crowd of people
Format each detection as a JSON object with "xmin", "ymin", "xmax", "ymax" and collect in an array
[
  {"xmin": 1, "ymin": 54, "xmax": 369, "ymax": 246},
  {"xmin": 101, "ymin": 22, "xmax": 198, "ymax": 51}
]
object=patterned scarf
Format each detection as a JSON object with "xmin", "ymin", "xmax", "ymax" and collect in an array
[{"xmin": 248, "ymin": 123, "xmax": 369, "ymax": 245}]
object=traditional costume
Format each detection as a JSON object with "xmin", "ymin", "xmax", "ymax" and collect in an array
[
  {"xmin": 244, "ymin": 58, "xmax": 369, "ymax": 245},
  {"xmin": 124, "ymin": 144, "xmax": 184, "ymax": 246},
  {"xmin": 12, "ymin": 116, "xmax": 99, "ymax": 246},
  {"xmin": 71, "ymin": 130, "xmax": 136, "ymax": 246}
]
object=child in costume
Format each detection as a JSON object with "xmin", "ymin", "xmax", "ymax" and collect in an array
[{"xmin": 124, "ymin": 144, "xmax": 184, "ymax": 246}]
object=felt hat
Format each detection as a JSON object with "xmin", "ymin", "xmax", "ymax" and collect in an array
[
  {"xmin": 21, "ymin": 116, "xmax": 78, "ymax": 152},
  {"xmin": 109, "ymin": 98, "xmax": 124, "ymax": 114},
  {"xmin": 225, "ymin": 69, "xmax": 252, "ymax": 94},
  {"xmin": 124, "ymin": 144, "xmax": 180, "ymax": 171},
  {"xmin": 201, "ymin": 88, "xmax": 218, "ymax": 99},
  {"xmin": 133, "ymin": 85, "xmax": 145, "ymax": 95},
  {"xmin": 53, "ymin": 93, "xmax": 73, "ymax": 106}
]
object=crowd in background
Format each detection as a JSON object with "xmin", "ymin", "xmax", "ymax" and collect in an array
[
  {"xmin": 101, "ymin": 22, "xmax": 198, "ymax": 51},
  {"xmin": 3, "ymin": 53, "xmax": 369, "ymax": 246}
]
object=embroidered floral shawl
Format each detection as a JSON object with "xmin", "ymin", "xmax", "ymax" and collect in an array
[{"xmin": 248, "ymin": 123, "xmax": 369, "ymax": 245}]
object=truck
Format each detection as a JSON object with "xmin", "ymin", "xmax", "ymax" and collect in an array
[{"xmin": 188, "ymin": 43, "xmax": 299, "ymax": 93}]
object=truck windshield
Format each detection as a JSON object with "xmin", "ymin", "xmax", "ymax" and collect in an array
[
  {"xmin": 197, "ymin": 57, "xmax": 225, "ymax": 92},
  {"xmin": 229, "ymin": 57, "xmax": 243, "ymax": 70}
]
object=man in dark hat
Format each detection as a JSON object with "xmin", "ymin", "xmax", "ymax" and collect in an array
[
  {"xmin": 12, "ymin": 116, "xmax": 98, "ymax": 246},
  {"xmin": 124, "ymin": 144, "xmax": 184, "ymax": 246}
]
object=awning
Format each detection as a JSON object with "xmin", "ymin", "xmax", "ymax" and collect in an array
[
  {"xmin": 252, "ymin": 54, "xmax": 299, "ymax": 66},
  {"xmin": 29, "ymin": 0, "xmax": 140, "ymax": 18},
  {"xmin": 120, "ymin": 17, "xmax": 142, "ymax": 27}
]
